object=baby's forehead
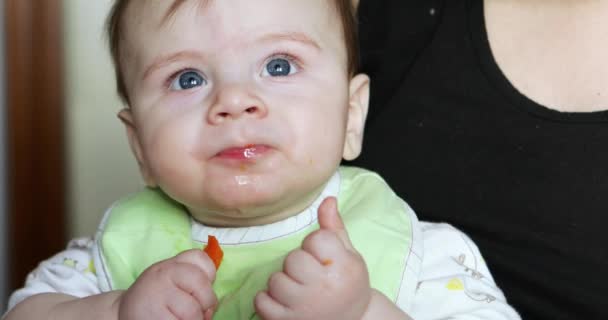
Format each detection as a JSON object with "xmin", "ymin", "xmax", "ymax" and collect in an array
[
  {"xmin": 124, "ymin": 0, "xmax": 177, "ymax": 27},
  {"xmin": 129, "ymin": 0, "xmax": 205, "ymax": 26},
  {"xmin": 125, "ymin": 0, "xmax": 337, "ymax": 27},
  {"xmin": 123, "ymin": 0, "xmax": 343, "ymax": 50}
]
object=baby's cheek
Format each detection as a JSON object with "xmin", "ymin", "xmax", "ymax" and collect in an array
[{"xmin": 147, "ymin": 139, "xmax": 198, "ymax": 191}]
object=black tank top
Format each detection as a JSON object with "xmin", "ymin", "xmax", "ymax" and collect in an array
[{"xmin": 353, "ymin": 0, "xmax": 608, "ymax": 318}]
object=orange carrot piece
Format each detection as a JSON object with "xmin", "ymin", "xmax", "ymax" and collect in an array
[{"xmin": 203, "ymin": 235, "xmax": 223, "ymax": 270}]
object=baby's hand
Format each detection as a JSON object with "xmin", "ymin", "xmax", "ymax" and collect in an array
[
  {"xmin": 117, "ymin": 249, "xmax": 218, "ymax": 320},
  {"xmin": 255, "ymin": 197, "xmax": 372, "ymax": 320}
]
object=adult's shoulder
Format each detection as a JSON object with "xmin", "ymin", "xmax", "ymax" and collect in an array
[
  {"xmin": 357, "ymin": 0, "xmax": 438, "ymax": 25},
  {"xmin": 357, "ymin": 0, "xmax": 441, "ymax": 62},
  {"xmin": 357, "ymin": 0, "xmax": 443, "ymax": 113}
]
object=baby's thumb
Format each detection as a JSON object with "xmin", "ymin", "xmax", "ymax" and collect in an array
[
  {"xmin": 317, "ymin": 197, "xmax": 353, "ymax": 250},
  {"xmin": 204, "ymin": 308, "xmax": 214, "ymax": 320}
]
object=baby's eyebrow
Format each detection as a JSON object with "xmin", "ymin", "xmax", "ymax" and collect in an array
[
  {"xmin": 163, "ymin": 0, "xmax": 186, "ymax": 23},
  {"xmin": 142, "ymin": 50, "xmax": 205, "ymax": 80},
  {"xmin": 256, "ymin": 32, "xmax": 321, "ymax": 51}
]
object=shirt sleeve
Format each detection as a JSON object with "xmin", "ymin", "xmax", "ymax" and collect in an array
[
  {"xmin": 6, "ymin": 237, "xmax": 102, "ymax": 312},
  {"xmin": 409, "ymin": 222, "xmax": 521, "ymax": 319}
]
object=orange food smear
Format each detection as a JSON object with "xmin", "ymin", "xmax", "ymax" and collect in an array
[
  {"xmin": 203, "ymin": 235, "xmax": 224, "ymax": 270},
  {"xmin": 321, "ymin": 259, "xmax": 333, "ymax": 266}
]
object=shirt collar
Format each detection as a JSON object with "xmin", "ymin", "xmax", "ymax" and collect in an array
[{"xmin": 191, "ymin": 171, "xmax": 341, "ymax": 245}]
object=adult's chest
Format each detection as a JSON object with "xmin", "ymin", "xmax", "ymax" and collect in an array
[{"xmin": 484, "ymin": 0, "xmax": 608, "ymax": 112}]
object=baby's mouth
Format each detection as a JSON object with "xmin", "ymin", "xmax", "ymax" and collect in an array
[{"xmin": 216, "ymin": 144, "xmax": 271, "ymax": 160}]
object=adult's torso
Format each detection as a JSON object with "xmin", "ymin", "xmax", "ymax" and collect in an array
[{"xmin": 353, "ymin": 0, "xmax": 608, "ymax": 318}]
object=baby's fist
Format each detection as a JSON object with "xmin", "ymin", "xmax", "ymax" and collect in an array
[
  {"xmin": 255, "ymin": 197, "xmax": 372, "ymax": 320},
  {"xmin": 117, "ymin": 249, "xmax": 217, "ymax": 320}
]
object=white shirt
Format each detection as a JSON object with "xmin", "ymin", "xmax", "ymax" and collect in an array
[
  {"xmin": 7, "ymin": 225, "xmax": 520, "ymax": 319},
  {"xmin": 6, "ymin": 174, "xmax": 520, "ymax": 319}
]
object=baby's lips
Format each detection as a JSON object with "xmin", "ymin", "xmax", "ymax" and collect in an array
[
  {"xmin": 216, "ymin": 144, "xmax": 271, "ymax": 160},
  {"xmin": 203, "ymin": 235, "xmax": 224, "ymax": 270}
]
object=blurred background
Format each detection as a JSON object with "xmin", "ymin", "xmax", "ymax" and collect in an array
[{"xmin": 1, "ymin": 0, "xmax": 143, "ymax": 312}]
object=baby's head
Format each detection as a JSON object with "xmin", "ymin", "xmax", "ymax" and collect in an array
[{"xmin": 107, "ymin": 0, "xmax": 370, "ymax": 226}]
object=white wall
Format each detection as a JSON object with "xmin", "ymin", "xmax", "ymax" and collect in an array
[
  {"xmin": 0, "ymin": 0, "xmax": 7, "ymax": 313},
  {"xmin": 64, "ymin": 0, "xmax": 142, "ymax": 238}
]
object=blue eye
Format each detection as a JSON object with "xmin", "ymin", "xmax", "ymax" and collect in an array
[
  {"xmin": 170, "ymin": 70, "xmax": 206, "ymax": 90},
  {"xmin": 263, "ymin": 57, "xmax": 297, "ymax": 77}
]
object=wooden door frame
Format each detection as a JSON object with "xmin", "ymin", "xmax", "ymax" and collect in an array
[{"xmin": 5, "ymin": 0, "xmax": 66, "ymax": 291}]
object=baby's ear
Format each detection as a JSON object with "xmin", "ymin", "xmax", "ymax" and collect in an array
[
  {"xmin": 117, "ymin": 109, "xmax": 157, "ymax": 187},
  {"xmin": 343, "ymin": 74, "xmax": 370, "ymax": 161}
]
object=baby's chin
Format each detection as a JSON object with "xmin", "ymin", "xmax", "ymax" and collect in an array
[
  {"xmin": 186, "ymin": 189, "xmax": 316, "ymax": 227},
  {"xmin": 170, "ymin": 171, "xmax": 328, "ymax": 226},
  {"xmin": 188, "ymin": 202, "xmax": 297, "ymax": 228}
]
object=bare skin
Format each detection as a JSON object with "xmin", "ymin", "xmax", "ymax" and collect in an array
[
  {"xmin": 352, "ymin": 0, "xmax": 608, "ymax": 112},
  {"xmin": 485, "ymin": 0, "xmax": 608, "ymax": 112}
]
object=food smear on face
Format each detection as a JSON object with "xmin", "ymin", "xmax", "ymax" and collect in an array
[
  {"xmin": 203, "ymin": 235, "xmax": 224, "ymax": 269},
  {"xmin": 235, "ymin": 175, "xmax": 252, "ymax": 186}
]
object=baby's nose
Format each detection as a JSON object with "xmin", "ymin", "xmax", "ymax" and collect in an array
[{"xmin": 207, "ymin": 84, "xmax": 267, "ymax": 124}]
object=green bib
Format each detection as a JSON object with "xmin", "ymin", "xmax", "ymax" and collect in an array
[{"xmin": 97, "ymin": 167, "xmax": 413, "ymax": 319}]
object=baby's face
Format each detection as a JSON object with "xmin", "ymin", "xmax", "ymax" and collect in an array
[{"xmin": 119, "ymin": 0, "xmax": 367, "ymax": 226}]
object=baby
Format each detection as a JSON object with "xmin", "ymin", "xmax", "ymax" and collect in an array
[{"xmin": 4, "ymin": 0, "xmax": 520, "ymax": 319}]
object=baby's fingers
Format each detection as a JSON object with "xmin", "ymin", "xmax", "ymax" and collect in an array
[
  {"xmin": 174, "ymin": 249, "xmax": 217, "ymax": 282},
  {"xmin": 301, "ymin": 229, "xmax": 350, "ymax": 267},
  {"xmin": 170, "ymin": 262, "xmax": 218, "ymax": 311},
  {"xmin": 203, "ymin": 308, "xmax": 215, "ymax": 320},
  {"xmin": 267, "ymin": 271, "xmax": 303, "ymax": 307},
  {"xmin": 254, "ymin": 290, "xmax": 290, "ymax": 320},
  {"xmin": 317, "ymin": 197, "xmax": 354, "ymax": 250},
  {"xmin": 283, "ymin": 249, "xmax": 323, "ymax": 284},
  {"xmin": 166, "ymin": 289, "xmax": 205, "ymax": 320}
]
